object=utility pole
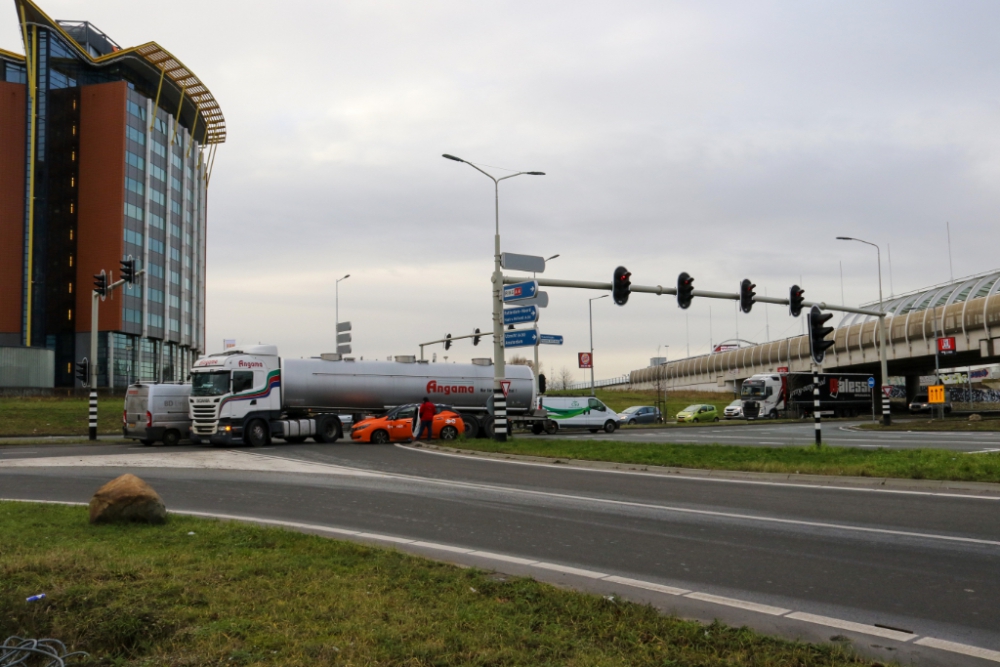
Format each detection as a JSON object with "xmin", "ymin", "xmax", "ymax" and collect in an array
[{"xmin": 589, "ymin": 294, "xmax": 608, "ymax": 396}]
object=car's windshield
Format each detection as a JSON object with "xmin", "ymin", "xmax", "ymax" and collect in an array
[
  {"xmin": 741, "ymin": 381, "xmax": 765, "ymax": 397},
  {"xmin": 191, "ymin": 371, "xmax": 230, "ymax": 396},
  {"xmin": 622, "ymin": 406, "xmax": 641, "ymax": 414},
  {"xmin": 681, "ymin": 405, "xmax": 700, "ymax": 412}
]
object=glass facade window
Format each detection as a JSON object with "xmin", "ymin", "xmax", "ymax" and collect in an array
[
  {"xmin": 150, "ymin": 140, "xmax": 166, "ymax": 158},
  {"xmin": 154, "ymin": 118, "xmax": 167, "ymax": 134},
  {"xmin": 169, "ymin": 318, "xmax": 180, "ymax": 332},
  {"xmin": 126, "ymin": 177, "xmax": 143, "ymax": 196},
  {"xmin": 126, "ymin": 125, "xmax": 145, "ymax": 145},
  {"xmin": 149, "ymin": 238, "xmax": 164, "ymax": 254},
  {"xmin": 148, "ymin": 313, "xmax": 164, "ymax": 329},
  {"xmin": 148, "ymin": 262, "xmax": 164, "ymax": 279},
  {"xmin": 169, "ymin": 270, "xmax": 180, "ymax": 285},
  {"xmin": 127, "ymin": 100, "xmax": 146, "ymax": 120},
  {"xmin": 170, "ymin": 200, "xmax": 182, "ymax": 215},
  {"xmin": 150, "ymin": 163, "xmax": 166, "ymax": 182},
  {"xmin": 148, "ymin": 287, "xmax": 164, "ymax": 303},
  {"xmin": 170, "ymin": 176, "xmax": 181, "ymax": 191},
  {"xmin": 124, "ymin": 308, "xmax": 142, "ymax": 324},
  {"xmin": 170, "ymin": 223, "xmax": 180, "ymax": 237},
  {"xmin": 169, "ymin": 294, "xmax": 180, "ymax": 309},
  {"xmin": 124, "ymin": 228, "xmax": 144, "ymax": 246},
  {"xmin": 149, "ymin": 188, "xmax": 165, "ymax": 206},
  {"xmin": 148, "ymin": 211, "xmax": 165, "ymax": 230},
  {"xmin": 126, "ymin": 151, "xmax": 144, "ymax": 170},
  {"xmin": 171, "ymin": 154, "xmax": 182, "ymax": 169},
  {"xmin": 124, "ymin": 202, "xmax": 143, "ymax": 221},
  {"xmin": 170, "ymin": 247, "xmax": 180, "ymax": 261},
  {"xmin": 5, "ymin": 62, "xmax": 27, "ymax": 83}
]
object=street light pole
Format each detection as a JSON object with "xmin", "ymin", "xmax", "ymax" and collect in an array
[
  {"xmin": 837, "ymin": 236, "xmax": 892, "ymax": 425},
  {"xmin": 335, "ymin": 274, "xmax": 350, "ymax": 340},
  {"xmin": 589, "ymin": 294, "xmax": 608, "ymax": 396},
  {"xmin": 443, "ymin": 154, "xmax": 544, "ymax": 441}
]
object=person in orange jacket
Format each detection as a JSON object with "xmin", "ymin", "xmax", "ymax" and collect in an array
[{"xmin": 417, "ymin": 397, "xmax": 436, "ymax": 440}]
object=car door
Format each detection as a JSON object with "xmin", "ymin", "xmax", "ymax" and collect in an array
[
  {"xmin": 639, "ymin": 407, "xmax": 653, "ymax": 424},
  {"xmin": 389, "ymin": 406, "xmax": 417, "ymax": 441},
  {"xmin": 587, "ymin": 398, "xmax": 607, "ymax": 427}
]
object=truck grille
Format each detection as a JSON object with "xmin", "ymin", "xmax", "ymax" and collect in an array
[{"xmin": 191, "ymin": 403, "xmax": 218, "ymax": 435}]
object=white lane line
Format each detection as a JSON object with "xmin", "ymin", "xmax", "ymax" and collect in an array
[
  {"xmin": 968, "ymin": 449, "xmax": 1000, "ymax": 455},
  {"xmin": 685, "ymin": 592, "xmax": 789, "ymax": 616},
  {"xmin": 6, "ymin": 498, "xmax": 1000, "ymax": 663},
  {"xmin": 785, "ymin": 612, "xmax": 914, "ymax": 642},
  {"xmin": 1, "ymin": 450, "xmax": 39, "ymax": 455},
  {"xmin": 400, "ymin": 445, "xmax": 1000, "ymax": 502},
  {"xmin": 915, "ymin": 637, "xmax": 1000, "ymax": 663}
]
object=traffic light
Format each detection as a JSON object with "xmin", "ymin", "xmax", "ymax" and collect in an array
[
  {"xmin": 93, "ymin": 273, "xmax": 107, "ymax": 297},
  {"xmin": 739, "ymin": 279, "xmax": 756, "ymax": 314},
  {"xmin": 612, "ymin": 266, "xmax": 631, "ymax": 306},
  {"xmin": 444, "ymin": 334, "xmax": 452, "ymax": 351},
  {"xmin": 789, "ymin": 284, "xmax": 805, "ymax": 317},
  {"xmin": 120, "ymin": 257, "xmax": 135, "ymax": 284},
  {"xmin": 808, "ymin": 305, "xmax": 835, "ymax": 364},
  {"xmin": 473, "ymin": 328, "xmax": 481, "ymax": 346},
  {"xmin": 677, "ymin": 272, "xmax": 694, "ymax": 309},
  {"xmin": 75, "ymin": 358, "xmax": 89, "ymax": 386},
  {"xmin": 538, "ymin": 373, "xmax": 547, "ymax": 394}
]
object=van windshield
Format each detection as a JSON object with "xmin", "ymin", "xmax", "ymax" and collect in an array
[{"xmin": 192, "ymin": 371, "xmax": 230, "ymax": 396}]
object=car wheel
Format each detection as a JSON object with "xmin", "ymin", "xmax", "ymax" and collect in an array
[
  {"xmin": 604, "ymin": 420, "xmax": 617, "ymax": 434},
  {"xmin": 440, "ymin": 425, "xmax": 458, "ymax": 441},
  {"xmin": 370, "ymin": 429, "xmax": 390, "ymax": 444},
  {"xmin": 245, "ymin": 419, "xmax": 270, "ymax": 448},
  {"xmin": 628, "ymin": 419, "xmax": 637, "ymax": 426},
  {"xmin": 162, "ymin": 429, "xmax": 180, "ymax": 447},
  {"xmin": 544, "ymin": 420, "xmax": 558, "ymax": 435},
  {"xmin": 314, "ymin": 416, "xmax": 340, "ymax": 443},
  {"xmin": 285, "ymin": 436, "xmax": 307, "ymax": 444}
]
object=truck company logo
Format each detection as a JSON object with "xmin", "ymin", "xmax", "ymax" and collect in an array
[
  {"xmin": 195, "ymin": 358, "xmax": 222, "ymax": 366},
  {"xmin": 238, "ymin": 360, "xmax": 264, "ymax": 369},
  {"xmin": 829, "ymin": 378, "xmax": 871, "ymax": 398},
  {"xmin": 426, "ymin": 380, "xmax": 474, "ymax": 396}
]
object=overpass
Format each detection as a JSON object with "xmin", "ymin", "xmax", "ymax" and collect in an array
[{"xmin": 628, "ymin": 269, "xmax": 1000, "ymax": 400}]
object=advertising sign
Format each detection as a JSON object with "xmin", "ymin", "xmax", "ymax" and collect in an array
[
  {"xmin": 937, "ymin": 337, "xmax": 957, "ymax": 356},
  {"xmin": 578, "ymin": 352, "xmax": 592, "ymax": 369},
  {"xmin": 223, "ymin": 339, "xmax": 236, "ymax": 350},
  {"xmin": 713, "ymin": 344, "xmax": 738, "ymax": 353}
]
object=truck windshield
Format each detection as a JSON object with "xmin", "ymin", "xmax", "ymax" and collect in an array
[
  {"xmin": 741, "ymin": 382, "xmax": 766, "ymax": 397},
  {"xmin": 192, "ymin": 371, "xmax": 230, "ymax": 396}
]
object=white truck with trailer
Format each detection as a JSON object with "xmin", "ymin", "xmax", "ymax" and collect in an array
[
  {"xmin": 740, "ymin": 371, "xmax": 875, "ymax": 420},
  {"xmin": 188, "ymin": 345, "xmax": 537, "ymax": 446}
]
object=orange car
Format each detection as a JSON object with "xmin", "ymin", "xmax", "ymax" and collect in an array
[{"xmin": 351, "ymin": 403, "xmax": 465, "ymax": 444}]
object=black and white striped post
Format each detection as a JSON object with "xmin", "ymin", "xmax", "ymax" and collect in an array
[
  {"xmin": 493, "ymin": 387, "xmax": 507, "ymax": 441},
  {"xmin": 881, "ymin": 386, "xmax": 891, "ymax": 427},
  {"xmin": 88, "ymin": 390, "xmax": 98, "ymax": 441},
  {"xmin": 813, "ymin": 367, "xmax": 822, "ymax": 447}
]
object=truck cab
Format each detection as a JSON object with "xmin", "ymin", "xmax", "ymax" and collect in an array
[{"xmin": 740, "ymin": 374, "xmax": 785, "ymax": 420}]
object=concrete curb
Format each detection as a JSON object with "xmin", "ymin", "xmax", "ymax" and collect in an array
[{"xmin": 405, "ymin": 442, "xmax": 1000, "ymax": 497}]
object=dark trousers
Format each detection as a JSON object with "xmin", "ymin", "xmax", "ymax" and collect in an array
[{"xmin": 418, "ymin": 420, "xmax": 433, "ymax": 440}]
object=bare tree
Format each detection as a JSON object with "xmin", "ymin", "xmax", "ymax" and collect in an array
[
  {"xmin": 509, "ymin": 355, "xmax": 530, "ymax": 366},
  {"xmin": 557, "ymin": 365, "xmax": 575, "ymax": 390}
]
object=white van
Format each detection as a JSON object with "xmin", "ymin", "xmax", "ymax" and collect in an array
[
  {"xmin": 538, "ymin": 396, "xmax": 618, "ymax": 434},
  {"xmin": 123, "ymin": 383, "xmax": 192, "ymax": 446}
]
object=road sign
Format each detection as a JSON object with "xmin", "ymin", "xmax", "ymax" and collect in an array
[
  {"xmin": 502, "ymin": 305, "xmax": 539, "ymax": 325},
  {"xmin": 517, "ymin": 291, "xmax": 549, "ymax": 308},
  {"xmin": 928, "ymin": 385, "xmax": 946, "ymax": 404},
  {"xmin": 539, "ymin": 334, "xmax": 563, "ymax": 345},
  {"xmin": 578, "ymin": 352, "xmax": 592, "ymax": 369},
  {"xmin": 337, "ymin": 332, "xmax": 352, "ymax": 344},
  {"xmin": 868, "ymin": 377, "xmax": 875, "ymax": 388},
  {"xmin": 500, "ymin": 380, "xmax": 511, "ymax": 398},
  {"xmin": 937, "ymin": 336, "xmax": 956, "ymax": 355},
  {"xmin": 337, "ymin": 321, "xmax": 352, "ymax": 333},
  {"xmin": 503, "ymin": 328, "xmax": 538, "ymax": 348},
  {"xmin": 502, "ymin": 280, "xmax": 539, "ymax": 303},
  {"xmin": 337, "ymin": 344, "xmax": 352, "ymax": 354},
  {"xmin": 882, "ymin": 385, "xmax": 893, "ymax": 399},
  {"xmin": 501, "ymin": 253, "xmax": 546, "ymax": 273}
]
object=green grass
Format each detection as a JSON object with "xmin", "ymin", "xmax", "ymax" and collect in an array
[
  {"xmin": 0, "ymin": 502, "xmax": 876, "ymax": 667},
  {"xmin": 454, "ymin": 439, "xmax": 1000, "ymax": 483},
  {"xmin": 859, "ymin": 417, "xmax": 1000, "ymax": 432},
  {"xmin": 547, "ymin": 388, "xmax": 736, "ymax": 419},
  {"xmin": 0, "ymin": 396, "xmax": 123, "ymax": 437}
]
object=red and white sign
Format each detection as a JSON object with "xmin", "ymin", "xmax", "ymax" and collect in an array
[
  {"xmin": 937, "ymin": 337, "xmax": 957, "ymax": 355},
  {"xmin": 776, "ymin": 366, "xmax": 789, "ymax": 373},
  {"xmin": 713, "ymin": 344, "xmax": 738, "ymax": 353},
  {"xmin": 500, "ymin": 380, "xmax": 511, "ymax": 398},
  {"xmin": 882, "ymin": 385, "xmax": 893, "ymax": 399},
  {"xmin": 578, "ymin": 352, "xmax": 592, "ymax": 369}
]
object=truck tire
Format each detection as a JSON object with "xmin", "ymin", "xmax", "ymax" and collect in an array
[
  {"xmin": 162, "ymin": 429, "xmax": 180, "ymax": 447},
  {"xmin": 603, "ymin": 420, "xmax": 617, "ymax": 434},
  {"xmin": 460, "ymin": 414, "xmax": 479, "ymax": 438},
  {"xmin": 370, "ymin": 429, "xmax": 390, "ymax": 444},
  {"xmin": 314, "ymin": 416, "xmax": 340, "ymax": 443},
  {"xmin": 245, "ymin": 419, "xmax": 270, "ymax": 448},
  {"xmin": 544, "ymin": 420, "xmax": 558, "ymax": 435},
  {"xmin": 531, "ymin": 422, "xmax": 544, "ymax": 435}
]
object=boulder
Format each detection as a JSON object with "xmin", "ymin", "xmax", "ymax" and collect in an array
[
  {"xmin": 969, "ymin": 413, "xmax": 983, "ymax": 422},
  {"xmin": 89, "ymin": 474, "xmax": 167, "ymax": 524}
]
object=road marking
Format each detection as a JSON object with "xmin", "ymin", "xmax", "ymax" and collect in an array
[
  {"xmin": 684, "ymin": 592, "xmax": 789, "ymax": 616},
  {"xmin": 914, "ymin": 636, "xmax": 1000, "ymax": 662},
  {"xmin": 785, "ymin": 611, "xmax": 915, "ymax": 642},
  {"xmin": 602, "ymin": 575, "xmax": 689, "ymax": 596},
  {"xmin": 0, "ymin": 450, "xmax": 38, "ymax": 455},
  {"xmin": 968, "ymin": 449, "xmax": 1000, "ymax": 455},
  {"xmin": 533, "ymin": 562, "xmax": 608, "ymax": 579}
]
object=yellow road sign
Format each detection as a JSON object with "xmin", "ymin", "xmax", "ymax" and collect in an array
[{"xmin": 928, "ymin": 385, "xmax": 946, "ymax": 404}]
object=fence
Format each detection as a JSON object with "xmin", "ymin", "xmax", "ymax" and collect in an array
[{"xmin": 566, "ymin": 375, "xmax": 631, "ymax": 390}]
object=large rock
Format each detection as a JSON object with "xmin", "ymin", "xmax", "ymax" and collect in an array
[
  {"xmin": 969, "ymin": 413, "xmax": 984, "ymax": 422},
  {"xmin": 89, "ymin": 474, "xmax": 167, "ymax": 524}
]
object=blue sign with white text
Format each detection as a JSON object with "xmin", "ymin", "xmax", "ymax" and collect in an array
[
  {"xmin": 502, "ymin": 280, "xmax": 539, "ymax": 303},
  {"xmin": 503, "ymin": 305, "xmax": 539, "ymax": 325},
  {"xmin": 868, "ymin": 376, "xmax": 875, "ymax": 388},
  {"xmin": 539, "ymin": 334, "xmax": 564, "ymax": 345},
  {"xmin": 504, "ymin": 328, "xmax": 539, "ymax": 348}
]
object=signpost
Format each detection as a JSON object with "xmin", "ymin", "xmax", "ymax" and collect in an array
[
  {"xmin": 868, "ymin": 377, "xmax": 875, "ymax": 388},
  {"xmin": 578, "ymin": 352, "xmax": 592, "ymax": 369},
  {"xmin": 938, "ymin": 337, "xmax": 957, "ymax": 356},
  {"xmin": 882, "ymin": 386, "xmax": 893, "ymax": 399},
  {"xmin": 504, "ymin": 328, "xmax": 538, "ymax": 348},
  {"xmin": 515, "ymin": 291, "xmax": 549, "ymax": 308},
  {"xmin": 540, "ymin": 334, "xmax": 564, "ymax": 345},
  {"xmin": 337, "ymin": 321, "xmax": 352, "ymax": 355},
  {"xmin": 502, "ymin": 305, "xmax": 539, "ymax": 325},
  {"xmin": 502, "ymin": 280, "xmax": 539, "ymax": 303},
  {"xmin": 501, "ymin": 253, "xmax": 546, "ymax": 274}
]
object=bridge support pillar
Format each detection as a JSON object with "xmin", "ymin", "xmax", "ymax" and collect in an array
[{"xmin": 905, "ymin": 375, "xmax": 922, "ymax": 404}]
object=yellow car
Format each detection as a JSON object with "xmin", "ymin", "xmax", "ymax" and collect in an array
[{"xmin": 675, "ymin": 404, "xmax": 719, "ymax": 423}]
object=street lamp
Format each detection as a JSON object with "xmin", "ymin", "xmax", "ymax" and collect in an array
[
  {"xmin": 531, "ymin": 254, "xmax": 560, "ymax": 397},
  {"xmin": 589, "ymin": 294, "xmax": 609, "ymax": 396},
  {"xmin": 336, "ymin": 274, "xmax": 350, "ymax": 343},
  {"xmin": 836, "ymin": 236, "xmax": 891, "ymax": 425},
  {"xmin": 443, "ymin": 153, "xmax": 545, "ymax": 441}
]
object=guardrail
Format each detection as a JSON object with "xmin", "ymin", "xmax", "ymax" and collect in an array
[{"xmin": 565, "ymin": 375, "xmax": 631, "ymax": 390}]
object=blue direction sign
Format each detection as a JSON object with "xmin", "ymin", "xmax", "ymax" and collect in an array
[
  {"xmin": 502, "ymin": 280, "xmax": 539, "ymax": 303},
  {"xmin": 504, "ymin": 328, "xmax": 538, "ymax": 348},
  {"xmin": 868, "ymin": 376, "xmax": 875, "ymax": 388},
  {"xmin": 539, "ymin": 334, "xmax": 564, "ymax": 345},
  {"xmin": 503, "ymin": 305, "xmax": 539, "ymax": 325}
]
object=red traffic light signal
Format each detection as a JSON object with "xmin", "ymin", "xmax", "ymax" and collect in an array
[
  {"xmin": 789, "ymin": 284, "xmax": 805, "ymax": 317},
  {"xmin": 739, "ymin": 279, "xmax": 756, "ymax": 314},
  {"xmin": 612, "ymin": 266, "xmax": 631, "ymax": 306},
  {"xmin": 677, "ymin": 272, "xmax": 694, "ymax": 309}
]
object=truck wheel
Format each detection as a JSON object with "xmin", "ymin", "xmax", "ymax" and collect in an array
[
  {"xmin": 531, "ymin": 422, "xmax": 544, "ymax": 435},
  {"xmin": 245, "ymin": 419, "xmax": 270, "ymax": 448},
  {"xmin": 544, "ymin": 420, "xmax": 558, "ymax": 435},
  {"xmin": 440, "ymin": 425, "xmax": 458, "ymax": 441},
  {"xmin": 314, "ymin": 416, "xmax": 340, "ymax": 443},
  {"xmin": 481, "ymin": 417, "xmax": 495, "ymax": 438},
  {"xmin": 768, "ymin": 410, "xmax": 778, "ymax": 420},
  {"xmin": 604, "ymin": 420, "xmax": 617, "ymax": 434},
  {"xmin": 370, "ymin": 429, "xmax": 390, "ymax": 445},
  {"xmin": 460, "ymin": 414, "xmax": 479, "ymax": 438},
  {"xmin": 162, "ymin": 429, "xmax": 180, "ymax": 447}
]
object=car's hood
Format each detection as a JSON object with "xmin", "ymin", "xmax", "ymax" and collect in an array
[{"xmin": 353, "ymin": 417, "xmax": 386, "ymax": 428}]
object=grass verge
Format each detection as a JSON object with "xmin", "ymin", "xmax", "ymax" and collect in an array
[
  {"xmin": 454, "ymin": 439, "xmax": 1000, "ymax": 483},
  {"xmin": 0, "ymin": 502, "xmax": 876, "ymax": 667},
  {"xmin": 0, "ymin": 397, "xmax": 123, "ymax": 437}
]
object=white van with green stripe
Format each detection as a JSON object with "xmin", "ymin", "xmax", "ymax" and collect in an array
[{"xmin": 539, "ymin": 396, "xmax": 618, "ymax": 434}]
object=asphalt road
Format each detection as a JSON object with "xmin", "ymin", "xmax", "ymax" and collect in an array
[
  {"xmin": 549, "ymin": 420, "xmax": 1000, "ymax": 451},
  {"xmin": 2, "ymin": 441, "xmax": 999, "ymax": 665}
]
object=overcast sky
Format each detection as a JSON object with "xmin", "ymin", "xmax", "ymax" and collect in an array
[{"xmin": 6, "ymin": 1, "xmax": 1000, "ymax": 381}]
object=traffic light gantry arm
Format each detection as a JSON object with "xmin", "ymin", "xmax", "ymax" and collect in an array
[{"xmin": 504, "ymin": 275, "xmax": 885, "ymax": 318}]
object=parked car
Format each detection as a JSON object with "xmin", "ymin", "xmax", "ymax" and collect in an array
[
  {"xmin": 351, "ymin": 403, "xmax": 465, "ymax": 444},
  {"xmin": 618, "ymin": 405, "xmax": 662, "ymax": 425},
  {"xmin": 723, "ymin": 399, "xmax": 744, "ymax": 419},
  {"xmin": 676, "ymin": 404, "xmax": 719, "ymax": 423},
  {"xmin": 123, "ymin": 382, "xmax": 192, "ymax": 446},
  {"xmin": 538, "ymin": 396, "xmax": 618, "ymax": 434},
  {"xmin": 909, "ymin": 393, "xmax": 953, "ymax": 414}
]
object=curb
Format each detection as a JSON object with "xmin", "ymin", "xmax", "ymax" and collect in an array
[{"xmin": 404, "ymin": 442, "xmax": 1000, "ymax": 497}]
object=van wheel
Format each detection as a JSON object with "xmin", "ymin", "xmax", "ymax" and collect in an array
[
  {"xmin": 544, "ymin": 420, "xmax": 558, "ymax": 435},
  {"xmin": 604, "ymin": 420, "xmax": 617, "ymax": 433},
  {"xmin": 370, "ymin": 429, "xmax": 390, "ymax": 445},
  {"xmin": 245, "ymin": 419, "xmax": 270, "ymax": 448},
  {"xmin": 162, "ymin": 430, "xmax": 180, "ymax": 447},
  {"xmin": 314, "ymin": 416, "xmax": 340, "ymax": 443},
  {"xmin": 440, "ymin": 425, "xmax": 458, "ymax": 441}
]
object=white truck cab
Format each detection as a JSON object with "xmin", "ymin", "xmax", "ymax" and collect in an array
[{"xmin": 740, "ymin": 374, "xmax": 784, "ymax": 420}]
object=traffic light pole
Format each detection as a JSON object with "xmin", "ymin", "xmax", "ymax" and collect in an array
[
  {"xmin": 813, "ymin": 363, "xmax": 823, "ymax": 446},
  {"xmin": 419, "ymin": 330, "xmax": 494, "ymax": 359}
]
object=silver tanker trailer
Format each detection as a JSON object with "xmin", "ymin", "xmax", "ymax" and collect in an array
[{"xmin": 188, "ymin": 345, "xmax": 535, "ymax": 446}]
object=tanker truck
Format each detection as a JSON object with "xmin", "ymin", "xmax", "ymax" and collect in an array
[{"xmin": 187, "ymin": 345, "xmax": 535, "ymax": 446}]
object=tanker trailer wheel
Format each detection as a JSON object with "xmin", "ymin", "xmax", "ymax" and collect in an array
[
  {"xmin": 459, "ymin": 413, "xmax": 479, "ymax": 438},
  {"xmin": 314, "ymin": 416, "xmax": 340, "ymax": 443},
  {"xmin": 370, "ymin": 429, "xmax": 390, "ymax": 445},
  {"xmin": 245, "ymin": 419, "xmax": 271, "ymax": 448},
  {"xmin": 531, "ymin": 422, "xmax": 544, "ymax": 435},
  {"xmin": 440, "ymin": 425, "xmax": 459, "ymax": 441}
]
